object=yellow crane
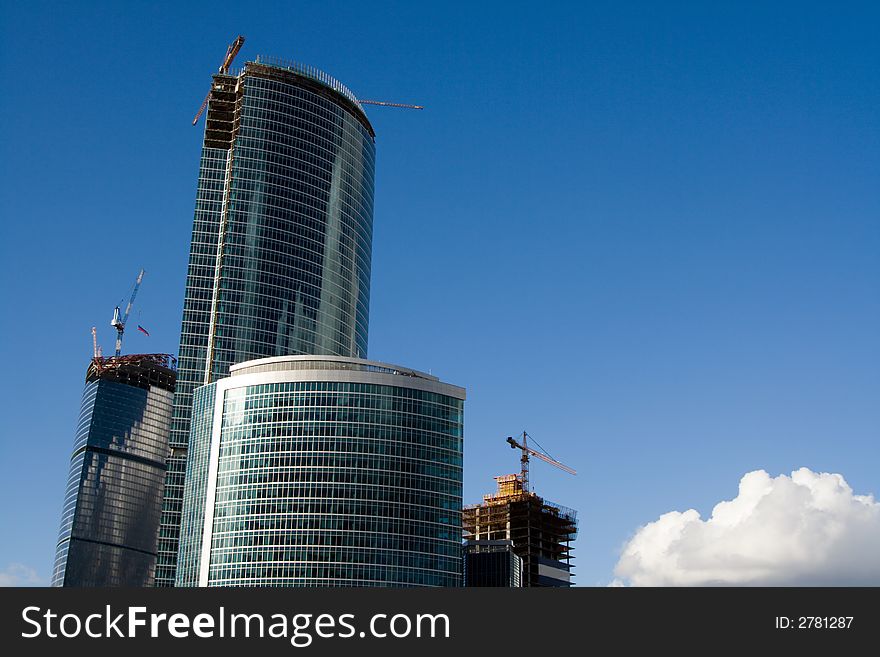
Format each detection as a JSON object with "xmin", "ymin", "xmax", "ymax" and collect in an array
[{"xmin": 506, "ymin": 431, "xmax": 576, "ymax": 494}]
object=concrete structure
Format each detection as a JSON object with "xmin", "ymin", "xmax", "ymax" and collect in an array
[
  {"xmin": 52, "ymin": 355, "xmax": 176, "ymax": 586},
  {"xmin": 157, "ymin": 58, "xmax": 376, "ymax": 585},
  {"xmin": 176, "ymin": 355, "xmax": 465, "ymax": 587},
  {"xmin": 463, "ymin": 474, "xmax": 577, "ymax": 587}
]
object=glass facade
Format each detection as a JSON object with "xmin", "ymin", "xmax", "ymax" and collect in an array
[
  {"xmin": 176, "ymin": 356, "xmax": 465, "ymax": 587},
  {"xmin": 174, "ymin": 380, "xmax": 217, "ymax": 584},
  {"xmin": 157, "ymin": 60, "xmax": 376, "ymax": 586},
  {"xmin": 463, "ymin": 540, "xmax": 522, "ymax": 587},
  {"xmin": 52, "ymin": 356, "xmax": 176, "ymax": 587}
]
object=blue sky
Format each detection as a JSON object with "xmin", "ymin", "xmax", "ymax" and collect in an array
[{"xmin": 0, "ymin": 1, "xmax": 877, "ymax": 586}]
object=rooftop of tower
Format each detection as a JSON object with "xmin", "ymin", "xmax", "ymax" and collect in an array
[
  {"xmin": 86, "ymin": 353, "xmax": 177, "ymax": 392},
  {"xmin": 229, "ymin": 355, "xmax": 439, "ymax": 382},
  {"xmin": 230, "ymin": 56, "xmax": 375, "ymax": 138}
]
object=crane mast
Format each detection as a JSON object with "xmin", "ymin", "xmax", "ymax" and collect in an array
[
  {"xmin": 506, "ymin": 431, "xmax": 576, "ymax": 494},
  {"xmin": 91, "ymin": 326, "xmax": 103, "ymax": 360},
  {"xmin": 111, "ymin": 268, "xmax": 145, "ymax": 357}
]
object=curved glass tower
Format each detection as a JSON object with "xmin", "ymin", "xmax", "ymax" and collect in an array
[
  {"xmin": 157, "ymin": 59, "xmax": 376, "ymax": 586},
  {"xmin": 176, "ymin": 356, "xmax": 465, "ymax": 587},
  {"xmin": 52, "ymin": 355, "xmax": 176, "ymax": 586}
]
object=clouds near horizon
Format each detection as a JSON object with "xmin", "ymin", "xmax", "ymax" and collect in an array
[
  {"xmin": 0, "ymin": 563, "xmax": 47, "ymax": 587},
  {"xmin": 614, "ymin": 468, "xmax": 880, "ymax": 586}
]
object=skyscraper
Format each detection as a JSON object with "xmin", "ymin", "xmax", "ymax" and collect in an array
[
  {"xmin": 52, "ymin": 354, "xmax": 176, "ymax": 587},
  {"xmin": 156, "ymin": 58, "xmax": 376, "ymax": 586},
  {"xmin": 176, "ymin": 356, "xmax": 465, "ymax": 587}
]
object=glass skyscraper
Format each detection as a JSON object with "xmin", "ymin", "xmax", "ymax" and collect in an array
[
  {"xmin": 176, "ymin": 356, "xmax": 465, "ymax": 587},
  {"xmin": 52, "ymin": 355, "xmax": 176, "ymax": 587},
  {"xmin": 157, "ymin": 58, "xmax": 376, "ymax": 586}
]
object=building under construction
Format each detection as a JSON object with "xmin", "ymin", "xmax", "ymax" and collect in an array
[
  {"xmin": 52, "ymin": 354, "xmax": 176, "ymax": 586},
  {"xmin": 463, "ymin": 473, "xmax": 577, "ymax": 587},
  {"xmin": 85, "ymin": 353, "xmax": 177, "ymax": 389}
]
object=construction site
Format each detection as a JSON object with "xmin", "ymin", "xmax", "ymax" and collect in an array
[
  {"xmin": 86, "ymin": 353, "xmax": 177, "ymax": 390},
  {"xmin": 463, "ymin": 433, "xmax": 578, "ymax": 587}
]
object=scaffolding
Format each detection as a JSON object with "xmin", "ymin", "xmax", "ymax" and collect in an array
[
  {"xmin": 87, "ymin": 354, "xmax": 177, "ymax": 392},
  {"xmin": 463, "ymin": 474, "xmax": 578, "ymax": 587}
]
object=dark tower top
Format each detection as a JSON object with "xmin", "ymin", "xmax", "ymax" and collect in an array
[{"xmin": 86, "ymin": 353, "xmax": 177, "ymax": 392}]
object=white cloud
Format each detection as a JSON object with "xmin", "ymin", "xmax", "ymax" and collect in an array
[
  {"xmin": 613, "ymin": 468, "xmax": 880, "ymax": 586},
  {"xmin": 0, "ymin": 563, "xmax": 47, "ymax": 587}
]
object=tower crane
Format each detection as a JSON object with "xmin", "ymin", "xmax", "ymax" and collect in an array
[
  {"xmin": 111, "ymin": 269, "xmax": 145, "ymax": 357},
  {"xmin": 506, "ymin": 431, "xmax": 576, "ymax": 494},
  {"xmin": 193, "ymin": 35, "xmax": 246, "ymax": 126}
]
